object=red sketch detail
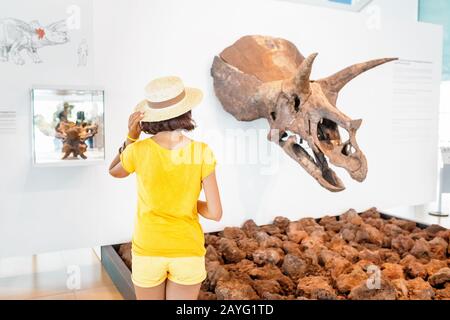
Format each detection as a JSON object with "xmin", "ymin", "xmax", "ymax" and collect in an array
[{"xmin": 35, "ymin": 28, "xmax": 45, "ymax": 39}]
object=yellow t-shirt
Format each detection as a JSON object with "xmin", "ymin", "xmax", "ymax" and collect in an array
[{"xmin": 120, "ymin": 138, "xmax": 216, "ymax": 257}]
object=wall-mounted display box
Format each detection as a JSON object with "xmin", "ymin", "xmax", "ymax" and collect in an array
[{"xmin": 31, "ymin": 87, "xmax": 105, "ymax": 166}]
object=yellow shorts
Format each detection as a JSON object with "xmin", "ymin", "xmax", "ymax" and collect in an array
[{"xmin": 131, "ymin": 253, "xmax": 207, "ymax": 288}]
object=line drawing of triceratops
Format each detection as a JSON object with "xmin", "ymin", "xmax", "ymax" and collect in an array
[
  {"xmin": 0, "ymin": 18, "xmax": 69, "ymax": 65},
  {"xmin": 211, "ymin": 35, "xmax": 397, "ymax": 192}
]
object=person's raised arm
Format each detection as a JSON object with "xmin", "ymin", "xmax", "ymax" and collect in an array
[
  {"xmin": 198, "ymin": 172, "xmax": 222, "ymax": 222},
  {"xmin": 109, "ymin": 111, "xmax": 144, "ymax": 178}
]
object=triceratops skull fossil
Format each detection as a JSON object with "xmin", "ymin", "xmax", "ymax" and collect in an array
[{"xmin": 211, "ymin": 35, "xmax": 397, "ymax": 192}]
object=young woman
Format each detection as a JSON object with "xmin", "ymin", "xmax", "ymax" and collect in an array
[{"xmin": 109, "ymin": 76, "xmax": 222, "ymax": 300}]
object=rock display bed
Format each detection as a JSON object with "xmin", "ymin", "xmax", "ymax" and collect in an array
[{"xmin": 117, "ymin": 208, "xmax": 450, "ymax": 300}]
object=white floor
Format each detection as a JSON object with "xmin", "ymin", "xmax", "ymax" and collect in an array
[{"xmin": 0, "ymin": 248, "xmax": 122, "ymax": 300}]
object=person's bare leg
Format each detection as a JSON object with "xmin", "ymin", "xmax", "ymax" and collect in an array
[
  {"xmin": 165, "ymin": 280, "xmax": 201, "ymax": 300},
  {"xmin": 134, "ymin": 280, "xmax": 166, "ymax": 300}
]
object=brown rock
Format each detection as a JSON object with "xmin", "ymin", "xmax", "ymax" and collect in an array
[
  {"xmin": 435, "ymin": 229, "xmax": 450, "ymax": 241},
  {"xmin": 206, "ymin": 261, "xmax": 231, "ymax": 289},
  {"xmin": 383, "ymin": 223, "xmax": 407, "ymax": 239},
  {"xmin": 248, "ymin": 264, "xmax": 296, "ymax": 295},
  {"xmin": 390, "ymin": 218, "xmax": 417, "ymax": 232},
  {"xmin": 358, "ymin": 249, "xmax": 381, "ymax": 265},
  {"xmin": 410, "ymin": 229, "xmax": 428, "ymax": 241},
  {"xmin": 261, "ymin": 224, "xmax": 282, "ymax": 236},
  {"xmin": 282, "ymin": 241, "xmax": 302, "ymax": 256},
  {"xmin": 248, "ymin": 264, "xmax": 283, "ymax": 279},
  {"xmin": 391, "ymin": 235, "xmax": 415, "ymax": 256},
  {"xmin": 319, "ymin": 216, "xmax": 343, "ymax": 233},
  {"xmin": 379, "ymin": 249, "xmax": 401, "ymax": 264},
  {"xmin": 215, "ymin": 279, "xmax": 259, "ymax": 300},
  {"xmin": 205, "ymin": 245, "xmax": 222, "ymax": 263},
  {"xmin": 356, "ymin": 259, "xmax": 376, "ymax": 271},
  {"xmin": 277, "ymin": 276, "xmax": 297, "ymax": 295},
  {"xmin": 436, "ymin": 283, "xmax": 450, "ymax": 299},
  {"xmin": 236, "ymin": 238, "xmax": 259, "ymax": 259},
  {"xmin": 253, "ymin": 248, "xmax": 284, "ymax": 266},
  {"xmin": 218, "ymin": 238, "xmax": 246, "ymax": 263},
  {"xmin": 359, "ymin": 242, "xmax": 382, "ymax": 251},
  {"xmin": 242, "ymin": 219, "xmax": 259, "ymax": 238},
  {"xmin": 301, "ymin": 249, "xmax": 321, "ymax": 273},
  {"xmin": 355, "ymin": 223, "xmax": 384, "ymax": 246},
  {"xmin": 261, "ymin": 292, "xmax": 289, "ymax": 300},
  {"xmin": 273, "ymin": 216, "xmax": 290, "ymax": 233},
  {"xmin": 198, "ymin": 291, "xmax": 217, "ymax": 300},
  {"xmin": 252, "ymin": 279, "xmax": 282, "ymax": 297},
  {"xmin": 424, "ymin": 224, "xmax": 447, "ymax": 239},
  {"xmin": 297, "ymin": 218, "xmax": 324, "ymax": 234},
  {"xmin": 297, "ymin": 276, "xmax": 337, "ymax": 300},
  {"xmin": 340, "ymin": 226, "xmax": 356, "ymax": 242},
  {"xmin": 118, "ymin": 243, "xmax": 132, "ymax": 269},
  {"xmin": 221, "ymin": 227, "xmax": 246, "ymax": 241},
  {"xmin": 428, "ymin": 237, "xmax": 448, "ymax": 260},
  {"xmin": 340, "ymin": 209, "xmax": 364, "ymax": 226},
  {"xmin": 286, "ymin": 223, "xmax": 308, "ymax": 244},
  {"xmin": 382, "ymin": 263, "xmax": 404, "ymax": 280},
  {"xmin": 364, "ymin": 217, "xmax": 384, "ymax": 230},
  {"xmin": 360, "ymin": 208, "xmax": 381, "ymax": 219},
  {"xmin": 335, "ymin": 266, "xmax": 368, "ymax": 294},
  {"xmin": 405, "ymin": 263, "xmax": 428, "ymax": 279},
  {"xmin": 205, "ymin": 234, "xmax": 220, "ymax": 247},
  {"xmin": 327, "ymin": 235, "xmax": 345, "ymax": 248},
  {"xmin": 407, "ymin": 278, "xmax": 435, "ymax": 300},
  {"xmin": 410, "ymin": 238, "xmax": 431, "ymax": 261},
  {"xmin": 227, "ymin": 259, "xmax": 256, "ymax": 275},
  {"xmin": 348, "ymin": 278, "xmax": 397, "ymax": 300},
  {"xmin": 301, "ymin": 236, "xmax": 327, "ymax": 253},
  {"xmin": 330, "ymin": 257, "xmax": 352, "ymax": 280},
  {"xmin": 392, "ymin": 279, "xmax": 409, "ymax": 300},
  {"xmin": 319, "ymin": 249, "xmax": 340, "ymax": 266},
  {"xmin": 429, "ymin": 268, "xmax": 450, "ymax": 287},
  {"xmin": 425, "ymin": 259, "xmax": 448, "ymax": 277},
  {"xmin": 255, "ymin": 231, "xmax": 283, "ymax": 248},
  {"xmin": 282, "ymin": 254, "xmax": 308, "ymax": 279}
]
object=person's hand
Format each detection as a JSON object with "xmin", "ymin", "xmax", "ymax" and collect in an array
[{"xmin": 128, "ymin": 112, "xmax": 144, "ymax": 141}]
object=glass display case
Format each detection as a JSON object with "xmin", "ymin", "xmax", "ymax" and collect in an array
[{"xmin": 31, "ymin": 87, "xmax": 105, "ymax": 166}]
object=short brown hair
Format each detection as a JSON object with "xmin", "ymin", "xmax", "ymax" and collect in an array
[{"xmin": 140, "ymin": 111, "xmax": 196, "ymax": 135}]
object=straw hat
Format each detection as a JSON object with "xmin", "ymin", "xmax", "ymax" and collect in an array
[{"xmin": 135, "ymin": 76, "xmax": 203, "ymax": 122}]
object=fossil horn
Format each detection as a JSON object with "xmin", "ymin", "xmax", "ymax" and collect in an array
[
  {"xmin": 319, "ymin": 58, "xmax": 398, "ymax": 95},
  {"xmin": 294, "ymin": 53, "xmax": 318, "ymax": 95}
]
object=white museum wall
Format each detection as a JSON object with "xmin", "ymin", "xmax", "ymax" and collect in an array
[
  {"xmin": 0, "ymin": 0, "xmax": 97, "ymax": 258},
  {"xmin": 92, "ymin": 0, "xmax": 441, "ymax": 249},
  {"xmin": 0, "ymin": 0, "xmax": 442, "ymax": 258},
  {"xmin": 364, "ymin": 0, "xmax": 418, "ymax": 22}
]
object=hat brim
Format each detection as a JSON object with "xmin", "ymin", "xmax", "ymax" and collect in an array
[{"xmin": 135, "ymin": 87, "xmax": 203, "ymax": 123}]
